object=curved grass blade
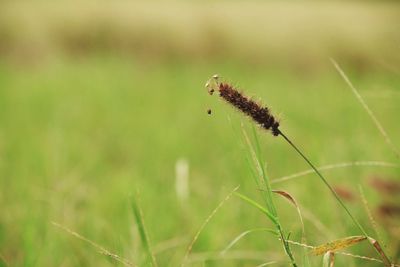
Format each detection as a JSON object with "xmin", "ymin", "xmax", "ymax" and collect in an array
[
  {"xmin": 255, "ymin": 261, "xmax": 279, "ymax": 267},
  {"xmin": 272, "ymin": 190, "xmax": 305, "ymax": 233},
  {"xmin": 234, "ymin": 192, "xmax": 278, "ymax": 225},
  {"xmin": 272, "ymin": 190, "xmax": 309, "ymax": 266},
  {"xmin": 242, "ymin": 126, "xmax": 277, "ymax": 216},
  {"xmin": 221, "ymin": 228, "xmax": 278, "ymax": 255},
  {"xmin": 52, "ymin": 222, "xmax": 135, "ymax": 267},
  {"xmin": 181, "ymin": 186, "xmax": 239, "ymax": 267}
]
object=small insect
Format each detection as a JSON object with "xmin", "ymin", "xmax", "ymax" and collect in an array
[
  {"xmin": 207, "ymin": 109, "xmax": 212, "ymax": 115},
  {"xmin": 205, "ymin": 74, "xmax": 219, "ymax": 95}
]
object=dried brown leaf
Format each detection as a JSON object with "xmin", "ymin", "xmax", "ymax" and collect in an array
[{"xmin": 312, "ymin": 236, "xmax": 367, "ymax": 256}]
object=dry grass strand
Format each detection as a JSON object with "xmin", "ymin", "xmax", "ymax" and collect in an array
[
  {"xmin": 52, "ymin": 222, "xmax": 136, "ymax": 267},
  {"xmin": 272, "ymin": 161, "xmax": 400, "ymax": 184},
  {"xmin": 181, "ymin": 186, "xmax": 240, "ymax": 267},
  {"xmin": 312, "ymin": 236, "xmax": 367, "ymax": 256},
  {"xmin": 331, "ymin": 58, "xmax": 400, "ymax": 158}
]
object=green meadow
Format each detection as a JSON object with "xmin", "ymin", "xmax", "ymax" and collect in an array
[{"xmin": 0, "ymin": 1, "xmax": 400, "ymax": 266}]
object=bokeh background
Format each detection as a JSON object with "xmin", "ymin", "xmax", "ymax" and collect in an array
[{"xmin": 0, "ymin": 1, "xmax": 400, "ymax": 266}]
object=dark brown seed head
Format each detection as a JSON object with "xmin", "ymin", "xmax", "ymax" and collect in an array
[
  {"xmin": 207, "ymin": 108, "xmax": 212, "ymax": 115},
  {"xmin": 217, "ymin": 82, "xmax": 280, "ymax": 136}
]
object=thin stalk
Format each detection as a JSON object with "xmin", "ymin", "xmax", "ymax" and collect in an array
[
  {"xmin": 277, "ymin": 130, "xmax": 366, "ymax": 236},
  {"xmin": 278, "ymin": 130, "xmax": 393, "ymax": 266},
  {"xmin": 241, "ymin": 127, "xmax": 297, "ymax": 267},
  {"xmin": 131, "ymin": 194, "xmax": 158, "ymax": 267},
  {"xmin": 330, "ymin": 58, "xmax": 400, "ymax": 159}
]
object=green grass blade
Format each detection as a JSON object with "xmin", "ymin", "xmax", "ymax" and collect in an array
[
  {"xmin": 181, "ymin": 186, "xmax": 240, "ymax": 267},
  {"xmin": 52, "ymin": 222, "xmax": 135, "ymax": 267},
  {"xmin": 234, "ymin": 192, "xmax": 278, "ymax": 225},
  {"xmin": 242, "ymin": 126, "xmax": 277, "ymax": 216},
  {"xmin": 131, "ymin": 193, "xmax": 158, "ymax": 267},
  {"xmin": 251, "ymin": 125, "xmax": 274, "ymax": 192},
  {"xmin": 331, "ymin": 58, "xmax": 400, "ymax": 158},
  {"xmin": 271, "ymin": 190, "xmax": 310, "ymax": 266},
  {"xmin": 221, "ymin": 228, "xmax": 278, "ymax": 255}
]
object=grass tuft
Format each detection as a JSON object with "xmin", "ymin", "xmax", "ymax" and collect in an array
[{"xmin": 207, "ymin": 74, "xmax": 399, "ymax": 266}]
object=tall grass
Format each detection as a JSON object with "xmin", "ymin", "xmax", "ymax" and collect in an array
[{"xmin": 206, "ymin": 74, "xmax": 397, "ymax": 266}]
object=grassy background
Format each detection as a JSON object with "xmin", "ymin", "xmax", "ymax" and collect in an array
[{"xmin": 0, "ymin": 1, "xmax": 400, "ymax": 266}]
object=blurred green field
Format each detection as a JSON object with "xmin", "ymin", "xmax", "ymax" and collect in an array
[
  {"xmin": 1, "ymin": 1, "xmax": 400, "ymax": 267},
  {"xmin": 1, "ymin": 58, "xmax": 400, "ymax": 266}
]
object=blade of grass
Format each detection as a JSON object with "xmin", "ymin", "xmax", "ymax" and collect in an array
[
  {"xmin": 235, "ymin": 192, "xmax": 297, "ymax": 266},
  {"xmin": 153, "ymin": 236, "xmax": 187, "ymax": 255},
  {"xmin": 271, "ymin": 190, "xmax": 310, "ymax": 267},
  {"xmin": 242, "ymin": 126, "xmax": 276, "ymax": 216},
  {"xmin": 221, "ymin": 228, "xmax": 278, "ymax": 255},
  {"xmin": 234, "ymin": 192, "xmax": 278, "ymax": 225},
  {"xmin": 52, "ymin": 222, "xmax": 135, "ymax": 267},
  {"xmin": 181, "ymin": 186, "xmax": 239, "ymax": 267},
  {"xmin": 330, "ymin": 58, "xmax": 400, "ymax": 158},
  {"xmin": 338, "ymin": 251, "xmax": 397, "ymax": 266},
  {"xmin": 255, "ymin": 261, "xmax": 279, "ymax": 267},
  {"xmin": 272, "ymin": 190, "xmax": 305, "ymax": 237},
  {"xmin": 131, "ymin": 193, "xmax": 158, "ymax": 267},
  {"xmin": 358, "ymin": 185, "xmax": 384, "ymax": 245},
  {"xmin": 272, "ymin": 161, "xmax": 400, "ymax": 184},
  {"xmin": 242, "ymin": 126, "xmax": 297, "ymax": 266}
]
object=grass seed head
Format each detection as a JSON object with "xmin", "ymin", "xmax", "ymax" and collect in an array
[{"xmin": 206, "ymin": 75, "xmax": 280, "ymax": 136}]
